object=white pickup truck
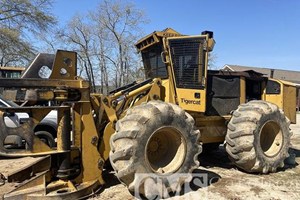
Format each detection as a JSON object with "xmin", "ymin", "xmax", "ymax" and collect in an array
[{"xmin": 0, "ymin": 96, "xmax": 57, "ymax": 148}]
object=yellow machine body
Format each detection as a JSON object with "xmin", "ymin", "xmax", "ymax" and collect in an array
[{"xmin": 0, "ymin": 28, "xmax": 296, "ymax": 199}]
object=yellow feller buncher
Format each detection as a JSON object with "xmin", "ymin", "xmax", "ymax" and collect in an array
[{"xmin": 0, "ymin": 28, "xmax": 296, "ymax": 199}]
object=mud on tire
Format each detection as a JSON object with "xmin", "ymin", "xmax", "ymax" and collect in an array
[
  {"xmin": 109, "ymin": 101, "xmax": 201, "ymax": 197},
  {"xmin": 225, "ymin": 100, "xmax": 292, "ymax": 173}
]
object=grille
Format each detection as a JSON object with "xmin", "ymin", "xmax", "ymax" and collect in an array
[{"xmin": 169, "ymin": 37, "xmax": 206, "ymax": 89}]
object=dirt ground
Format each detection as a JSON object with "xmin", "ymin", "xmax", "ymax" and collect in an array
[{"xmin": 1, "ymin": 114, "xmax": 300, "ymax": 200}]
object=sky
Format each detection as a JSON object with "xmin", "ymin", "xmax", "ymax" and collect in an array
[{"xmin": 52, "ymin": 0, "xmax": 300, "ymax": 71}]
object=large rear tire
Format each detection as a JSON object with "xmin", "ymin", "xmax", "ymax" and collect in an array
[
  {"xmin": 225, "ymin": 100, "xmax": 292, "ymax": 173},
  {"xmin": 109, "ymin": 101, "xmax": 201, "ymax": 197}
]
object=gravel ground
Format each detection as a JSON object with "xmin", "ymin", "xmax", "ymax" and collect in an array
[{"xmin": 1, "ymin": 114, "xmax": 300, "ymax": 200}]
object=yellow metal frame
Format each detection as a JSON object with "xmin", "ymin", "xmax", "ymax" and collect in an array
[{"xmin": 0, "ymin": 51, "xmax": 104, "ymax": 199}]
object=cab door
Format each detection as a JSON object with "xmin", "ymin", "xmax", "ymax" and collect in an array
[{"xmin": 167, "ymin": 36, "xmax": 208, "ymax": 112}]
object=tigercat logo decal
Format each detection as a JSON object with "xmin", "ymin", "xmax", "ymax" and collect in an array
[{"xmin": 181, "ymin": 98, "xmax": 201, "ymax": 105}]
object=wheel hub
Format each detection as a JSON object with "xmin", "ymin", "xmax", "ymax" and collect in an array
[
  {"xmin": 148, "ymin": 139, "xmax": 159, "ymax": 152},
  {"xmin": 260, "ymin": 120, "xmax": 283, "ymax": 157},
  {"xmin": 146, "ymin": 127, "xmax": 186, "ymax": 174}
]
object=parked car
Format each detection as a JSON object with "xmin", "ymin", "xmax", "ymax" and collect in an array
[{"xmin": 0, "ymin": 96, "xmax": 57, "ymax": 148}]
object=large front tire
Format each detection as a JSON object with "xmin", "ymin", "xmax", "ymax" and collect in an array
[
  {"xmin": 225, "ymin": 100, "xmax": 292, "ymax": 173},
  {"xmin": 109, "ymin": 101, "xmax": 201, "ymax": 197}
]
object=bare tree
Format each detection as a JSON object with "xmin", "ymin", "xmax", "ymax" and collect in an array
[
  {"xmin": 58, "ymin": 15, "xmax": 96, "ymax": 91},
  {"xmin": 0, "ymin": 0, "xmax": 56, "ymax": 32},
  {"xmin": 92, "ymin": 0, "xmax": 147, "ymax": 88},
  {"xmin": 0, "ymin": 0, "xmax": 56, "ymax": 66},
  {"xmin": 93, "ymin": 29, "xmax": 110, "ymax": 94},
  {"xmin": 208, "ymin": 52, "xmax": 218, "ymax": 70},
  {"xmin": 0, "ymin": 28, "xmax": 34, "ymax": 66},
  {"xmin": 57, "ymin": 0, "xmax": 147, "ymax": 92}
]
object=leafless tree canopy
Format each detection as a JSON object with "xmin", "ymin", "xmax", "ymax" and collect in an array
[
  {"xmin": 0, "ymin": 0, "xmax": 147, "ymax": 92},
  {"xmin": 208, "ymin": 52, "xmax": 218, "ymax": 70},
  {"xmin": 1, "ymin": 0, "xmax": 218, "ymax": 92},
  {"xmin": 0, "ymin": 0, "xmax": 56, "ymax": 66},
  {"xmin": 58, "ymin": 0, "xmax": 147, "ymax": 93}
]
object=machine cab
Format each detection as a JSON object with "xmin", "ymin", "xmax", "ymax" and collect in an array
[{"xmin": 136, "ymin": 28, "xmax": 215, "ymax": 112}]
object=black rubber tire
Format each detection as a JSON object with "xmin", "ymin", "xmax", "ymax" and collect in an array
[
  {"xmin": 35, "ymin": 131, "xmax": 55, "ymax": 148},
  {"xmin": 225, "ymin": 100, "xmax": 292, "ymax": 173},
  {"xmin": 109, "ymin": 101, "xmax": 201, "ymax": 197}
]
